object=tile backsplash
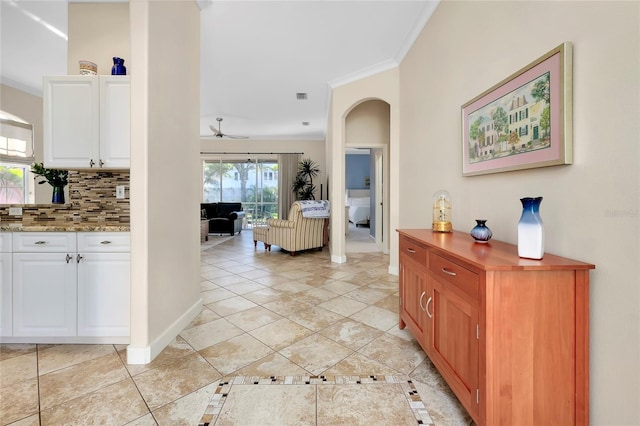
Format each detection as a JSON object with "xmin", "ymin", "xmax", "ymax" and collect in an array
[{"xmin": 0, "ymin": 170, "xmax": 130, "ymax": 226}]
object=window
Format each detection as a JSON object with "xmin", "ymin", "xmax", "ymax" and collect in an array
[{"xmin": 0, "ymin": 112, "xmax": 35, "ymax": 204}]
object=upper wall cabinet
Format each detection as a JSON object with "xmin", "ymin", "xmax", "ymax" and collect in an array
[{"xmin": 43, "ymin": 76, "xmax": 130, "ymax": 170}]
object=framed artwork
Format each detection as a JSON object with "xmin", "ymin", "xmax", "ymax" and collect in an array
[{"xmin": 461, "ymin": 42, "xmax": 573, "ymax": 176}]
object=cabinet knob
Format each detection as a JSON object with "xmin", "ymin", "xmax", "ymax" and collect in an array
[
  {"xmin": 34, "ymin": 241, "xmax": 46, "ymax": 245},
  {"xmin": 89, "ymin": 159, "xmax": 95, "ymax": 167},
  {"xmin": 65, "ymin": 254, "xmax": 72, "ymax": 263},
  {"xmin": 99, "ymin": 159, "xmax": 105, "ymax": 167},
  {"xmin": 77, "ymin": 254, "xmax": 84, "ymax": 263},
  {"xmin": 100, "ymin": 240, "xmax": 112, "ymax": 245}
]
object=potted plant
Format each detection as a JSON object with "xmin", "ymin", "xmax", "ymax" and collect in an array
[
  {"xmin": 31, "ymin": 162, "xmax": 69, "ymax": 204},
  {"xmin": 292, "ymin": 158, "xmax": 319, "ymax": 200}
]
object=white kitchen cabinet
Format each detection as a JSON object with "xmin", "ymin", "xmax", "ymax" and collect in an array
[
  {"xmin": 77, "ymin": 233, "xmax": 130, "ymax": 337},
  {"xmin": 0, "ymin": 233, "xmax": 12, "ymax": 337},
  {"xmin": 12, "ymin": 233, "xmax": 77, "ymax": 337},
  {"xmin": 43, "ymin": 75, "xmax": 130, "ymax": 170}
]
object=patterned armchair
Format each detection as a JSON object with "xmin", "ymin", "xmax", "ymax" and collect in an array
[{"xmin": 263, "ymin": 201, "xmax": 325, "ymax": 256}]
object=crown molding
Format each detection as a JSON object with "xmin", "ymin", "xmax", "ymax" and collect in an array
[
  {"xmin": 394, "ymin": 0, "xmax": 439, "ymax": 64},
  {"xmin": 328, "ymin": 59, "xmax": 398, "ymax": 89}
]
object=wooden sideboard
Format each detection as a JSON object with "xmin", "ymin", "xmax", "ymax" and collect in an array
[{"xmin": 397, "ymin": 229, "xmax": 594, "ymax": 426}]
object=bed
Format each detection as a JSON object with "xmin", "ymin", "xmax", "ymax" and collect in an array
[{"xmin": 346, "ymin": 189, "xmax": 371, "ymax": 226}]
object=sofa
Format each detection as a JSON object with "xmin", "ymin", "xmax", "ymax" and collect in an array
[{"xmin": 200, "ymin": 202, "xmax": 245, "ymax": 236}]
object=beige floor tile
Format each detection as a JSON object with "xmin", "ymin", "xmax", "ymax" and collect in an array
[
  {"xmin": 319, "ymin": 318, "xmax": 383, "ymax": 351},
  {"xmin": 200, "ymin": 268, "xmax": 234, "ymax": 280},
  {"xmin": 0, "ymin": 351, "xmax": 37, "ymax": 388},
  {"xmin": 122, "ymin": 336, "xmax": 196, "ymax": 376},
  {"xmin": 234, "ymin": 352, "xmax": 310, "ymax": 376},
  {"xmin": 317, "ymin": 382, "xmax": 418, "ymax": 425},
  {"xmin": 0, "ymin": 344, "xmax": 36, "ymax": 362},
  {"xmin": 260, "ymin": 295, "xmax": 315, "ymax": 316},
  {"xmin": 216, "ymin": 384, "xmax": 316, "ymax": 426},
  {"xmin": 321, "ymin": 279, "xmax": 362, "ymax": 295},
  {"xmin": 344, "ymin": 286, "xmax": 389, "ymax": 304},
  {"xmin": 199, "ymin": 333, "xmax": 274, "ymax": 376},
  {"xmin": 200, "ymin": 287, "xmax": 237, "ymax": 304},
  {"xmin": 225, "ymin": 306, "xmax": 283, "ymax": 331},
  {"xmin": 179, "ymin": 318, "xmax": 245, "ymax": 351},
  {"xmin": 211, "ymin": 274, "xmax": 252, "ymax": 287},
  {"xmin": 0, "ymin": 378, "xmax": 39, "ymax": 425},
  {"xmin": 39, "ymin": 352, "xmax": 129, "ymax": 409},
  {"xmin": 124, "ymin": 413, "xmax": 158, "ymax": 426},
  {"xmin": 358, "ymin": 333, "xmax": 426, "ymax": 375},
  {"xmin": 318, "ymin": 295, "xmax": 368, "ymax": 317},
  {"xmin": 288, "ymin": 306, "xmax": 345, "ymax": 332},
  {"xmin": 252, "ymin": 274, "xmax": 292, "ymax": 286},
  {"xmin": 184, "ymin": 307, "xmax": 221, "ymax": 330},
  {"xmin": 324, "ymin": 352, "xmax": 400, "ymax": 375},
  {"xmin": 132, "ymin": 352, "xmax": 221, "ymax": 410},
  {"xmin": 412, "ymin": 379, "xmax": 472, "ymax": 426},
  {"xmin": 374, "ymin": 293, "xmax": 400, "ymax": 312},
  {"xmin": 37, "ymin": 344, "xmax": 116, "ymax": 375},
  {"xmin": 349, "ymin": 305, "xmax": 398, "ymax": 332},
  {"xmin": 271, "ymin": 281, "xmax": 314, "ymax": 294},
  {"xmin": 241, "ymin": 287, "xmax": 288, "ymax": 304},
  {"xmin": 152, "ymin": 382, "xmax": 218, "ymax": 426},
  {"xmin": 205, "ymin": 295, "xmax": 258, "ymax": 317},
  {"xmin": 199, "ymin": 280, "xmax": 220, "ymax": 291},
  {"xmin": 224, "ymin": 280, "xmax": 268, "ymax": 295},
  {"xmin": 237, "ymin": 268, "xmax": 272, "ymax": 280},
  {"xmin": 249, "ymin": 318, "xmax": 314, "ymax": 351},
  {"xmin": 279, "ymin": 334, "xmax": 353, "ymax": 375},
  {"xmin": 7, "ymin": 413, "xmax": 40, "ymax": 426},
  {"xmin": 40, "ymin": 378, "xmax": 149, "ymax": 425}
]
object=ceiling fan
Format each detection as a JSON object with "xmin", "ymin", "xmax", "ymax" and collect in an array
[{"xmin": 208, "ymin": 117, "xmax": 249, "ymax": 139}]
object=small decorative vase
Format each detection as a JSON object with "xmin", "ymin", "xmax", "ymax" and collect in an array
[
  {"xmin": 111, "ymin": 57, "xmax": 127, "ymax": 75},
  {"xmin": 517, "ymin": 197, "xmax": 544, "ymax": 259},
  {"xmin": 470, "ymin": 219, "xmax": 492, "ymax": 243},
  {"xmin": 52, "ymin": 185, "xmax": 65, "ymax": 204}
]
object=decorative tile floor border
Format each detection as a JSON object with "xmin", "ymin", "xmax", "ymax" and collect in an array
[{"xmin": 199, "ymin": 374, "xmax": 434, "ymax": 425}]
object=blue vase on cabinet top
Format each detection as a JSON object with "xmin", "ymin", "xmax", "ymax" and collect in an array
[
  {"xmin": 470, "ymin": 219, "xmax": 492, "ymax": 243},
  {"xmin": 517, "ymin": 197, "xmax": 544, "ymax": 259},
  {"xmin": 111, "ymin": 57, "xmax": 126, "ymax": 75}
]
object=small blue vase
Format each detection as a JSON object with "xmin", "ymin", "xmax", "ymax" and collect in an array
[
  {"xmin": 111, "ymin": 57, "xmax": 126, "ymax": 75},
  {"xmin": 470, "ymin": 219, "xmax": 492, "ymax": 243},
  {"xmin": 52, "ymin": 185, "xmax": 65, "ymax": 204},
  {"xmin": 517, "ymin": 197, "xmax": 544, "ymax": 259}
]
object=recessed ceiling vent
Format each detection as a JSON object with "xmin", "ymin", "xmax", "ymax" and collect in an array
[
  {"xmin": 302, "ymin": 121, "xmax": 310, "ymax": 126},
  {"xmin": 296, "ymin": 92, "xmax": 308, "ymax": 100}
]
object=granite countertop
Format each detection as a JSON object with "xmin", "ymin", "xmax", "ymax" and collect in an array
[{"xmin": 0, "ymin": 224, "xmax": 130, "ymax": 232}]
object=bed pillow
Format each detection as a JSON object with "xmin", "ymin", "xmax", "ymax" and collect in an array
[{"xmin": 348, "ymin": 197, "xmax": 370, "ymax": 206}]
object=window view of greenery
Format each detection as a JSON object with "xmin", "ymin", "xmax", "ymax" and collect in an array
[
  {"xmin": 203, "ymin": 159, "xmax": 278, "ymax": 228},
  {"xmin": 0, "ymin": 164, "xmax": 30, "ymax": 204}
]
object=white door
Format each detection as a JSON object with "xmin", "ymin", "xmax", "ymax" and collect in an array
[
  {"xmin": 0, "ymin": 252, "xmax": 12, "ymax": 337},
  {"xmin": 43, "ymin": 76, "xmax": 99, "ymax": 169},
  {"xmin": 99, "ymin": 76, "xmax": 130, "ymax": 168},
  {"xmin": 12, "ymin": 253, "xmax": 77, "ymax": 336},
  {"xmin": 77, "ymin": 252, "xmax": 130, "ymax": 337}
]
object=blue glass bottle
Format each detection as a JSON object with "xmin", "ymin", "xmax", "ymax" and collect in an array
[
  {"xmin": 111, "ymin": 57, "xmax": 127, "ymax": 75},
  {"xmin": 517, "ymin": 197, "xmax": 544, "ymax": 259}
]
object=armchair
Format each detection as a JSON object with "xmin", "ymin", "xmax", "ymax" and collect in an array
[{"xmin": 264, "ymin": 201, "xmax": 325, "ymax": 256}]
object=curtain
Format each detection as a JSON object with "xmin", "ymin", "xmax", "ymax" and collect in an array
[{"xmin": 277, "ymin": 153, "xmax": 299, "ymax": 220}]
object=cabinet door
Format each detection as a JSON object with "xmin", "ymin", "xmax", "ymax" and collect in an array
[
  {"xmin": 43, "ymin": 76, "xmax": 99, "ymax": 169},
  {"xmin": 77, "ymin": 252, "xmax": 130, "ymax": 337},
  {"xmin": 99, "ymin": 77, "xmax": 130, "ymax": 168},
  {"xmin": 12, "ymin": 253, "xmax": 77, "ymax": 337},
  {"xmin": 399, "ymin": 254, "xmax": 429, "ymax": 342},
  {"xmin": 429, "ymin": 276, "xmax": 479, "ymax": 418},
  {"xmin": 0, "ymin": 253, "xmax": 12, "ymax": 337}
]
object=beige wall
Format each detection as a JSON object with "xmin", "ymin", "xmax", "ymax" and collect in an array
[
  {"xmin": 345, "ymin": 100, "xmax": 390, "ymax": 146},
  {"xmin": 68, "ymin": 3, "xmax": 130, "ymax": 77},
  {"xmin": 129, "ymin": 0, "xmax": 201, "ymax": 361},
  {"xmin": 329, "ymin": 68, "xmax": 399, "ymax": 265},
  {"xmin": 399, "ymin": 1, "xmax": 639, "ymax": 423}
]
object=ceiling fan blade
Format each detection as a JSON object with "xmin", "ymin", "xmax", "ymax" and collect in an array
[
  {"xmin": 209, "ymin": 124, "xmax": 222, "ymax": 137},
  {"xmin": 225, "ymin": 134, "xmax": 249, "ymax": 139}
]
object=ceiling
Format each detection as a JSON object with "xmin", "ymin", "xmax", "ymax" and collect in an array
[{"xmin": 1, "ymin": 0, "xmax": 438, "ymax": 140}]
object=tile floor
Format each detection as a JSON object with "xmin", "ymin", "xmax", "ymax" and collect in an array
[{"xmin": 0, "ymin": 231, "xmax": 472, "ymax": 425}]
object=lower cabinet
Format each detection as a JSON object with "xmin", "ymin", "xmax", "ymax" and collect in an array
[
  {"xmin": 398, "ymin": 230, "xmax": 594, "ymax": 426},
  {"xmin": 1, "ymin": 233, "xmax": 13, "ymax": 337},
  {"xmin": 5, "ymin": 231, "xmax": 130, "ymax": 343}
]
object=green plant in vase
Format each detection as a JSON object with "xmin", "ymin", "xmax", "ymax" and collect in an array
[{"xmin": 31, "ymin": 162, "xmax": 69, "ymax": 204}]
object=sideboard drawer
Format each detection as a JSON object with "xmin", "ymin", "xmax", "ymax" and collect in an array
[
  {"xmin": 429, "ymin": 252, "xmax": 478, "ymax": 300},
  {"xmin": 12, "ymin": 232, "xmax": 76, "ymax": 252},
  {"xmin": 399, "ymin": 235, "xmax": 427, "ymax": 263}
]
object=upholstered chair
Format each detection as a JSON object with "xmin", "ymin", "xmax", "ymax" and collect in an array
[{"xmin": 263, "ymin": 201, "xmax": 325, "ymax": 256}]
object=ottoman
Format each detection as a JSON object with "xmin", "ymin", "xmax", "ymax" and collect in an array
[{"xmin": 252, "ymin": 226, "xmax": 271, "ymax": 251}]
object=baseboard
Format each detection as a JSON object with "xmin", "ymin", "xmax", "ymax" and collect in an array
[
  {"xmin": 127, "ymin": 297, "xmax": 203, "ymax": 365},
  {"xmin": 388, "ymin": 265, "xmax": 399, "ymax": 276},
  {"xmin": 331, "ymin": 254, "xmax": 347, "ymax": 263}
]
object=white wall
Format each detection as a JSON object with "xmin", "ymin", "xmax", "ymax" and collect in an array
[
  {"xmin": 399, "ymin": 1, "xmax": 639, "ymax": 423},
  {"xmin": 128, "ymin": 0, "xmax": 201, "ymax": 362}
]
